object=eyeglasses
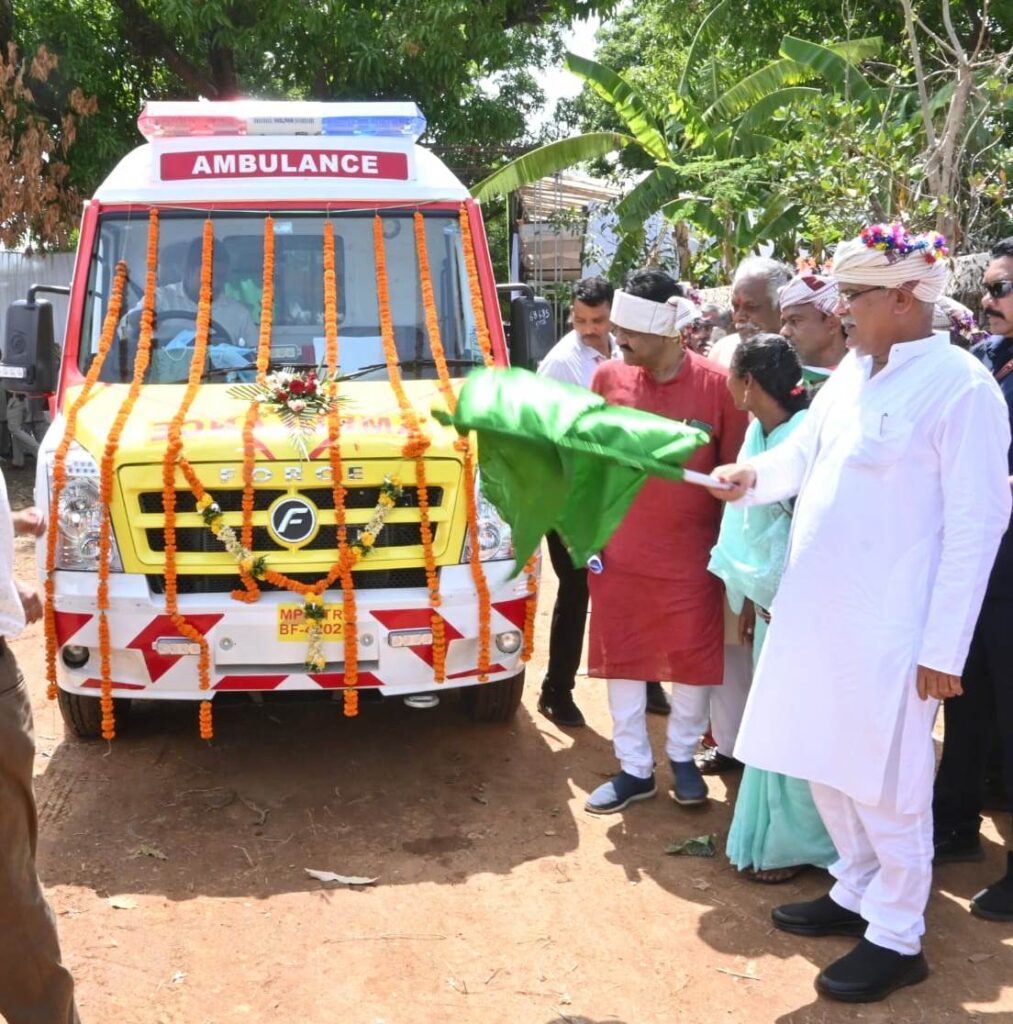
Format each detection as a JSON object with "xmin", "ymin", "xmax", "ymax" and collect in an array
[
  {"xmin": 983, "ymin": 280, "xmax": 1013, "ymax": 300},
  {"xmin": 836, "ymin": 285, "xmax": 889, "ymax": 306}
]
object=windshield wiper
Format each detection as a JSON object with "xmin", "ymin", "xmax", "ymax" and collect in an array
[{"xmin": 339, "ymin": 358, "xmax": 483, "ymax": 382}]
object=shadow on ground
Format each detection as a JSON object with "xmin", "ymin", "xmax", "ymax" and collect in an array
[{"xmin": 36, "ymin": 690, "xmax": 616, "ymax": 902}]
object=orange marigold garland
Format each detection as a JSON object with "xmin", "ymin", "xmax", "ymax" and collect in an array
[
  {"xmin": 43, "ymin": 258, "xmax": 129, "ymax": 704},
  {"xmin": 458, "ymin": 439, "xmax": 492, "ymax": 679},
  {"xmin": 255, "ymin": 216, "xmax": 275, "ymax": 382},
  {"xmin": 162, "ymin": 219, "xmax": 215, "ymax": 740},
  {"xmin": 323, "ymin": 221, "xmax": 359, "ymax": 715},
  {"xmin": 95, "ymin": 211, "xmax": 161, "ymax": 737},
  {"xmin": 458, "ymin": 204, "xmax": 495, "ymax": 368},
  {"xmin": 454, "ymin": 209, "xmax": 499, "ymax": 677},
  {"xmin": 374, "ymin": 215, "xmax": 450, "ymax": 680},
  {"xmin": 414, "ymin": 212, "xmax": 463, "ymax": 679},
  {"xmin": 521, "ymin": 554, "xmax": 538, "ymax": 662},
  {"xmin": 235, "ymin": 215, "xmax": 275, "ymax": 601}
]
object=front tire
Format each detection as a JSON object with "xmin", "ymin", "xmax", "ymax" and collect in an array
[
  {"xmin": 463, "ymin": 669, "xmax": 525, "ymax": 722},
  {"xmin": 57, "ymin": 690, "xmax": 132, "ymax": 739}
]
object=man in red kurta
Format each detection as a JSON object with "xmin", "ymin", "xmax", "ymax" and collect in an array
[{"xmin": 585, "ymin": 270, "xmax": 748, "ymax": 813}]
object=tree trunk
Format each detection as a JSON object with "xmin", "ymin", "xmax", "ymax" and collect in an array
[
  {"xmin": 674, "ymin": 220, "xmax": 691, "ymax": 282},
  {"xmin": 932, "ymin": 60, "xmax": 974, "ymax": 242},
  {"xmin": 111, "ymin": 0, "xmax": 217, "ymax": 97},
  {"xmin": 209, "ymin": 42, "xmax": 239, "ymax": 99}
]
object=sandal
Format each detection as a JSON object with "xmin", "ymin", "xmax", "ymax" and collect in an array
[{"xmin": 742, "ymin": 865, "xmax": 808, "ymax": 885}]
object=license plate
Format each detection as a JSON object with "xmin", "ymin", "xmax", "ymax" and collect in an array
[{"xmin": 277, "ymin": 603, "xmax": 343, "ymax": 642}]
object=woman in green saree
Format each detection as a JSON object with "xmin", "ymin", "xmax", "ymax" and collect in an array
[{"xmin": 709, "ymin": 333, "xmax": 837, "ymax": 883}]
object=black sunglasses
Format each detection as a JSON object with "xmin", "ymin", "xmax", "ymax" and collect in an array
[{"xmin": 984, "ymin": 280, "xmax": 1013, "ymax": 300}]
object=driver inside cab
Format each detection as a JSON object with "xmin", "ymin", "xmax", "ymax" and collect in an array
[{"xmin": 107, "ymin": 238, "xmax": 258, "ymax": 382}]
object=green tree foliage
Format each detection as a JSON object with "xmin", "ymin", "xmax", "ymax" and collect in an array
[
  {"xmin": 7, "ymin": 0, "xmax": 618, "ymax": 203},
  {"xmin": 474, "ymin": 38, "xmax": 895, "ymax": 279},
  {"xmin": 554, "ymin": 0, "xmax": 1011, "ymax": 272}
]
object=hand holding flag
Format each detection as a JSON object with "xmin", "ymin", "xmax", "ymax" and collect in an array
[{"xmin": 433, "ymin": 368, "xmax": 711, "ymax": 570}]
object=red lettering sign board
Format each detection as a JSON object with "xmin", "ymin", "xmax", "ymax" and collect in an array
[{"xmin": 160, "ymin": 149, "xmax": 409, "ymax": 181}]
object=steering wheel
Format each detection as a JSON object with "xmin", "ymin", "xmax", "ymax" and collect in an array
[{"xmin": 150, "ymin": 309, "xmax": 236, "ymax": 347}]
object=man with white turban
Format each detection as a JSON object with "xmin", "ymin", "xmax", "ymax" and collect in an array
[
  {"xmin": 778, "ymin": 273, "xmax": 847, "ymax": 389},
  {"xmin": 707, "ymin": 225, "xmax": 1011, "ymax": 1001},
  {"xmin": 583, "ymin": 269, "xmax": 747, "ymax": 814}
]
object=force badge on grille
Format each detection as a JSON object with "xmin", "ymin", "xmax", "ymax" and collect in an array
[{"xmin": 267, "ymin": 495, "xmax": 319, "ymax": 548}]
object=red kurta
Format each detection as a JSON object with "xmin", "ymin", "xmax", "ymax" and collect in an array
[{"xmin": 588, "ymin": 352, "xmax": 748, "ymax": 684}]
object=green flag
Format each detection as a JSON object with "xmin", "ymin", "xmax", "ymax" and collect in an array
[{"xmin": 434, "ymin": 367, "xmax": 708, "ymax": 570}]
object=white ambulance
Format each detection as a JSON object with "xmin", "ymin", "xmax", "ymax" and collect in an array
[{"xmin": 4, "ymin": 100, "xmax": 542, "ymax": 737}]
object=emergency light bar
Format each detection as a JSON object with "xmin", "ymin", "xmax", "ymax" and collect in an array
[{"xmin": 138, "ymin": 100, "xmax": 427, "ymax": 141}]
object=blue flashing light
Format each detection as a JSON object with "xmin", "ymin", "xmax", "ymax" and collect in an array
[{"xmin": 322, "ymin": 113, "xmax": 427, "ymax": 139}]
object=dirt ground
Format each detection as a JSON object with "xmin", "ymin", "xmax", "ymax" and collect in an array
[{"xmin": 7, "ymin": 464, "xmax": 1013, "ymax": 1024}]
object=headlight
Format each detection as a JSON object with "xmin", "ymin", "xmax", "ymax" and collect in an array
[
  {"xmin": 51, "ymin": 447, "xmax": 123, "ymax": 572},
  {"xmin": 462, "ymin": 482, "xmax": 514, "ymax": 563}
]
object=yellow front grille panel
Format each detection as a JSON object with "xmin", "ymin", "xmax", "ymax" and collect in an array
[{"xmin": 113, "ymin": 458, "xmax": 466, "ymax": 575}]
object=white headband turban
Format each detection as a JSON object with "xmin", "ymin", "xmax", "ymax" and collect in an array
[
  {"xmin": 831, "ymin": 226, "xmax": 949, "ymax": 303},
  {"xmin": 610, "ymin": 290, "xmax": 699, "ymax": 337},
  {"xmin": 779, "ymin": 273, "xmax": 839, "ymax": 315}
]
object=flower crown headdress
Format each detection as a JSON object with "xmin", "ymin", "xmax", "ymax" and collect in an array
[{"xmin": 859, "ymin": 224, "xmax": 949, "ymax": 264}]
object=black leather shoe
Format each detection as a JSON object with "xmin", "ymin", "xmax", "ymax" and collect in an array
[
  {"xmin": 772, "ymin": 894, "xmax": 866, "ymax": 937},
  {"xmin": 694, "ymin": 747, "xmax": 743, "ymax": 775},
  {"xmin": 971, "ymin": 852, "xmax": 1013, "ymax": 921},
  {"xmin": 645, "ymin": 682, "xmax": 671, "ymax": 716},
  {"xmin": 537, "ymin": 692, "xmax": 586, "ymax": 728},
  {"xmin": 933, "ymin": 832, "xmax": 984, "ymax": 865},
  {"xmin": 816, "ymin": 938, "xmax": 929, "ymax": 1003}
]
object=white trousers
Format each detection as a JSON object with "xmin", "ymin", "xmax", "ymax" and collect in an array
[
  {"xmin": 809, "ymin": 780, "xmax": 933, "ymax": 955},
  {"xmin": 709, "ymin": 643, "xmax": 753, "ymax": 756},
  {"xmin": 607, "ymin": 678, "xmax": 711, "ymax": 779}
]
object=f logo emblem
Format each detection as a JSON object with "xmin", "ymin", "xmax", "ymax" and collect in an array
[{"xmin": 267, "ymin": 496, "xmax": 318, "ymax": 548}]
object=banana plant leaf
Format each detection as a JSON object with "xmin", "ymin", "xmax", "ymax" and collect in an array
[{"xmin": 432, "ymin": 368, "xmax": 709, "ymax": 572}]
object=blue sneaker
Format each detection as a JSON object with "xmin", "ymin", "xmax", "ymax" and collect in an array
[
  {"xmin": 670, "ymin": 759, "xmax": 708, "ymax": 806},
  {"xmin": 584, "ymin": 771, "xmax": 656, "ymax": 814}
]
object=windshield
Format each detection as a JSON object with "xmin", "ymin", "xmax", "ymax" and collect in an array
[{"xmin": 79, "ymin": 211, "xmax": 485, "ymax": 384}]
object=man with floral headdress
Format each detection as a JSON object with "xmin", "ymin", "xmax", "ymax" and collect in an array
[
  {"xmin": 583, "ymin": 269, "xmax": 747, "ymax": 814},
  {"xmin": 709, "ymin": 225, "xmax": 1011, "ymax": 1001},
  {"xmin": 778, "ymin": 272, "xmax": 847, "ymax": 391}
]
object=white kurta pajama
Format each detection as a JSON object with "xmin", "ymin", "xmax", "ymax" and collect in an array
[{"xmin": 733, "ymin": 335, "xmax": 1011, "ymax": 954}]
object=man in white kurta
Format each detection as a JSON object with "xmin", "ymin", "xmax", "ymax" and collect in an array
[{"xmin": 711, "ymin": 225, "xmax": 1011, "ymax": 1003}]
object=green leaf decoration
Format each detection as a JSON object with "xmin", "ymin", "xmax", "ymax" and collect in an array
[
  {"xmin": 615, "ymin": 165, "xmax": 683, "ymax": 230},
  {"xmin": 704, "ymin": 36, "xmax": 882, "ymax": 122},
  {"xmin": 735, "ymin": 86, "xmax": 822, "ymax": 133},
  {"xmin": 608, "ymin": 224, "xmax": 647, "ymax": 282},
  {"xmin": 564, "ymin": 52, "xmax": 671, "ymax": 163},
  {"xmin": 471, "ymin": 132, "xmax": 635, "ymax": 201},
  {"xmin": 678, "ymin": 0, "xmax": 733, "ymax": 100},
  {"xmin": 664, "ymin": 834, "xmax": 717, "ymax": 857},
  {"xmin": 779, "ymin": 36, "xmax": 879, "ymax": 113}
]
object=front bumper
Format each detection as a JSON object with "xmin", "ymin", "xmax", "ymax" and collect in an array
[{"xmin": 49, "ymin": 562, "xmax": 533, "ymax": 700}]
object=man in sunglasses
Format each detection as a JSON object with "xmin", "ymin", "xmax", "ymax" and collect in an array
[{"xmin": 934, "ymin": 237, "xmax": 1013, "ymax": 921}]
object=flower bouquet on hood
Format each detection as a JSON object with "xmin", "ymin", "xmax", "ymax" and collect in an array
[{"xmin": 228, "ymin": 367, "xmax": 344, "ymax": 459}]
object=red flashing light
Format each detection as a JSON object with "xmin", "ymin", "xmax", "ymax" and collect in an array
[{"xmin": 138, "ymin": 113, "xmax": 247, "ymax": 138}]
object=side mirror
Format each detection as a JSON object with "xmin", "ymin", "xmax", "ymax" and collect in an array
[
  {"xmin": 507, "ymin": 295, "xmax": 555, "ymax": 370},
  {"xmin": 1, "ymin": 297, "xmax": 59, "ymax": 393}
]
